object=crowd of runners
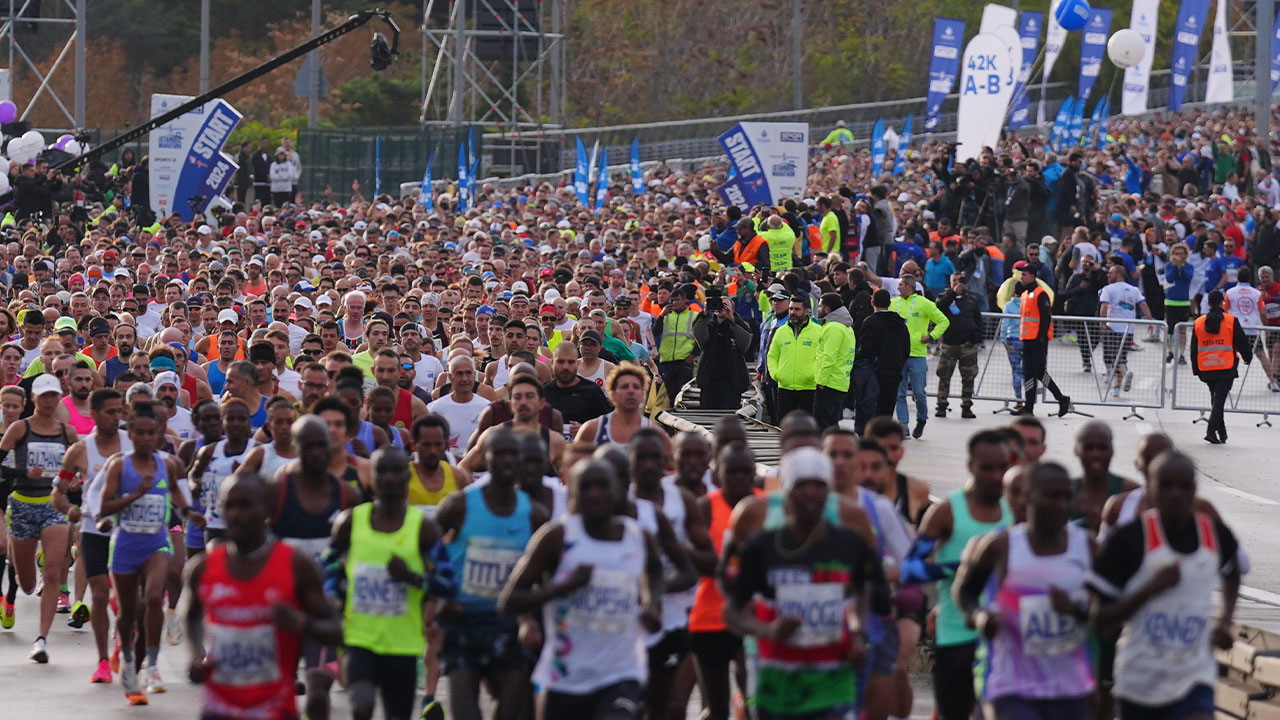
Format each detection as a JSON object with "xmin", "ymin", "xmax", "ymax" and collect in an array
[{"xmin": 0, "ymin": 103, "xmax": 1262, "ymax": 720}]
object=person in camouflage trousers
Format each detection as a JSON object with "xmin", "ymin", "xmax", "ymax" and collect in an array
[{"xmin": 934, "ymin": 272, "xmax": 984, "ymax": 418}]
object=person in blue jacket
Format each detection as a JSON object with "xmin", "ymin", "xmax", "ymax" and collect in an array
[{"xmin": 1163, "ymin": 242, "xmax": 1195, "ymax": 363}]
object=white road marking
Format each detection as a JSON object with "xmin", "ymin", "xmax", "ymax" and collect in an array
[
  {"xmin": 1241, "ymin": 585, "xmax": 1280, "ymax": 606},
  {"xmin": 1209, "ymin": 484, "xmax": 1279, "ymax": 506}
]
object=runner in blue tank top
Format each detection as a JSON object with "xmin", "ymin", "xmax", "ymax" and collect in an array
[
  {"xmin": 98, "ymin": 402, "xmax": 203, "ymax": 702},
  {"xmin": 435, "ymin": 427, "xmax": 549, "ymax": 720}
]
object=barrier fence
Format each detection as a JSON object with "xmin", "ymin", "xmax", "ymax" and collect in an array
[
  {"xmin": 919, "ymin": 313, "xmax": 1169, "ymax": 421},
  {"xmin": 1170, "ymin": 322, "xmax": 1280, "ymax": 428}
]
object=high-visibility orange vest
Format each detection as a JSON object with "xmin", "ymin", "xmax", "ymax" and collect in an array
[
  {"xmin": 733, "ymin": 234, "xmax": 767, "ymax": 265},
  {"xmin": 986, "ymin": 246, "xmax": 1005, "ymax": 262},
  {"xmin": 1019, "ymin": 286, "xmax": 1053, "ymax": 341},
  {"xmin": 1194, "ymin": 313, "xmax": 1236, "ymax": 372},
  {"xmin": 807, "ymin": 224, "xmax": 822, "ymax": 253}
]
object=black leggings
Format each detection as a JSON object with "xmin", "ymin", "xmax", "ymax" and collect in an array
[
  {"xmin": 344, "ymin": 647, "xmax": 418, "ymax": 720},
  {"xmin": 932, "ymin": 641, "xmax": 977, "ymax": 720}
]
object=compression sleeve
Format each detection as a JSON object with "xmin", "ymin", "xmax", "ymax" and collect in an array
[{"xmin": 898, "ymin": 535, "xmax": 958, "ymax": 584}]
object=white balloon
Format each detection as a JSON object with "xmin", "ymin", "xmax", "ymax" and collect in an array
[
  {"xmin": 20, "ymin": 129, "xmax": 42, "ymax": 147},
  {"xmin": 0, "ymin": 174, "xmax": 12, "ymax": 194},
  {"xmin": 0, "ymin": 156, "xmax": 11, "ymax": 176},
  {"xmin": 1107, "ymin": 28, "xmax": 1146, "ymax": 69},
  {"xmin": 63, "ymin": 140, "xmax": 82, "ymax": 155}
]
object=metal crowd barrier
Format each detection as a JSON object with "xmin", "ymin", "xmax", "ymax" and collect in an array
[
  {"xmin": 922, "ymin": 313, "xmax": 1168, "ymax": 420},
  {"xmin": 1170, "ymin": 321, "xmax": 1280, "ymax": 428}
]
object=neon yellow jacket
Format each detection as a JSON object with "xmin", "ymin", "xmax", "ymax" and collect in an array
[
  {"xmin": 889, "ymin": 293, "xmax": 950, "ymax": 357},
  {"xmin": 767, "ymin": 318, "xmax": 822, "ymax": 390},
  {"xmin": 815, "ymin": 308, "xmax": 856, "ymax": 392}
]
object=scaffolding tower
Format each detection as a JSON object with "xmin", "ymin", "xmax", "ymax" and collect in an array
[{"xmin": 0, "ymin": 0, "xmax": 85, "ymax": 128}]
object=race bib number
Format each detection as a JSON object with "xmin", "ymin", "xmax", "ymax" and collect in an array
[
  {"xmin": 461, "ymin": 546, "xmax": 522, "ymax": 599},
  {"xmin": 1139, "ymin": 602, "xmax": 1208, "ymax": 656},
  {"xmin": 565, "ymin": 567, "xmax": 636, "ymax": 635},
  {"xmin": 26, "ymin": 441, "xmax": 64, "ymax": 478},
  {"xmin": 1266, "ymin": 302, "xmax": 1280, "ymax": 320},
  {"xmin": 775, "ymin": 582, "xmax": 846, "ymax": 648},
  {"xmin": 351, "ymin": 562, "xmax": 409, "ymax": 617},
  {"xmin": 1227, "ymin": 267, "xmax": 1239, "ymax": 283},
  {"xmin": 119, "ymin": 494, "xmax": 167, "ymax": 534},
  {"xmin": 208, "ymin": 624, "xmax": 280, "ymax": 687},
  {"xmin": 1018, "ymin": 594, "xmax": 1086, "ymax": 657},
  {"xmin": 281, "ymin": 536, "xmax": 329, "ymax": 567}
]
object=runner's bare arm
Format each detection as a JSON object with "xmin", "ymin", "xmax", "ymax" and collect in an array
[
  {"xmin": 288, "ymin": 550, "xmax": 343, "ymax": 647},
  {"xmin": 498, "ymin": 522, "xmax": 580, "ymax": 617},
  {"xmin": 640, "ymin": 528, "xmax": 664, "ymax": 633},
  {"xmin": 654, "ymin": 511, "xmax": 697, "ymax": 593},
  {"xmin": 182, "ymin": 555, "xmax": 209, "ymax": 683},
  {"xmin": 953, "ymin": 530, "xmax": 1006, "ymax": 637}
]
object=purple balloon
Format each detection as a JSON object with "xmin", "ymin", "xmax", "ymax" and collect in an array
[
  {"xmin": 54, "ymin": 134, "xmax": 73, "ymax": 150},
  {"xmin": 0, "ymin": 101, "xmax": 16, "ymax": 125}
]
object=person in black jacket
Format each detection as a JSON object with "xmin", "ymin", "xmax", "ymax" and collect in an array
[
  {"xmin": 251, "ymin": 137, "xmax": 271, "ymax": 205},
  {"xmin": 692, "ymin": 295, "xmax": 752, "ymax": 409},
  {"xmin": 853, "ymin": 289, "xmax": 911, "ymax": 432},
  {"xmin": 1251, "ymin": 207, "xmax": 1280, "ymax": 273},
  {"xmin": 933, "ymin": 273, "xmax": 983, "ymax": 419},
  {"xmin": 1012, "ymin": 263, "xmax": 1071, "ymax": 417},
  {"xmin": 1192, "ymin": 290, "xmax": 1253, "ymax": 444}
]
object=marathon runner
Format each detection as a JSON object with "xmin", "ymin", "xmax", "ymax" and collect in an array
[
  {"xmin": 188, "ymin": 397, "xmax": 257, "ymax": 550},
  {"xmin": 330, "ymin": 447, "xmax": 442, "ymax": 720},
  {"xmin": 186, "ymin": 472, "xmax": 342, "ymax": 720},
  {"xmin": 576, "ymin": 363, "xmax": 657, "ymax": 449},
  {"xmin": 238, "ymin": 396, "xmax": 301, "ymax": 480}
]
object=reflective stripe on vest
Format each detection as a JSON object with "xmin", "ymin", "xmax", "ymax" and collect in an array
[
  {"xmin": 1194, "ymin": 314, "xmax": 1236, "ymax": 371},
  {"xmin": 658, "ymin": 310, "xmax": 695, "ymax": 362},
  {"xmin": 1019, "ymin": 286, "xmax": 1052, "ymax": 341}
]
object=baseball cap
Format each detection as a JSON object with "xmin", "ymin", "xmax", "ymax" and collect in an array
[
  {"xmin": 476, "ymin": 305, "xmax": 496, "ymax": 317},
  {"xmin": 149, "ymin": 356, "xmax": 177, "ymax": 372},
  {"xmin": 1013, "ymin": 260, "xmax": 1029, "ymax": 271},
  {"xmin": 217, "ymin": 309, "xmax": 239, "ymax": 324},
  {"xmin": 294, "ymin": 296, "xmax": 315, "ymax": 310},
  {"xmin": 32, "ymin": 374, "xmax": 62, "ymax": 397},
  {"xmin": 293, "ymin": 281, "xmax": 316, "ymax": 292},
  {"xmin": 151, "ymin": 371, "xmax": 179, "ymax": 390},
  {"xmin": 316, "ymin": 295, "xmax": 333, "ymax": 306},
  {"xmin": 53, "ymin": 317, "xmax": 78, "ymax": 334},
  {"xmin": 779, "ymin": 446, "xmax": 833, "ymax": 493},
  {"xmin": 579, "ymin": 330, "xmax": 603, "ymax": 344},
  {"xmin": 88, "ymin": 318, "xmax": 110, "ymax": 336}
]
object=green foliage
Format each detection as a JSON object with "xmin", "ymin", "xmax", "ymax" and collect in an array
[
  {"xmin": 225, "ymin": 120, "xmax": 298, "ymax": 154},
  {"xmin": 330, "ymin": 74, "xmax": 420, "ymax": 127}
]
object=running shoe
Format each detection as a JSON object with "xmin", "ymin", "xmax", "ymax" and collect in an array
[
  {"xmin": 165, "ymin": 607, "xmax": 183, "ymax": 645},
  {"xmin": 1, "ymin": 600, "xmax": 14, "ymax": 629},
  {"xmin": 30, "ymin": 637, "xmax": 48, "ymax": 663},
  {"xmin": 121, "ymin": 659, "xmax": 146, "ymax": 704},
  {"xmin": 68, "ymin": 600, "xmax": 90, "ymax": 628},
  {"xmin": 56, "ymin": 590, "xmax": 71, "ymax": 613},
  {"xmin": 420, "ymin": 700, "xmax": 445, "ymax": 720},
  {"xmin": 90, "ymin": 659, "xmax": 113, "ymax": 684},
  {"xmin": 110, "ymin": 637, "xmax": 120, "ymax": 673},
  {"xmin": 1122, "ymin": 370, "xmax": 1133, "ymax": 392},
  {"xmin": 145, "ymin": 666, "xmax": 165, "ymax": 693}
]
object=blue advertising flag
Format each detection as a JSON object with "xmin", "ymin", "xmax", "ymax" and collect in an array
[
  {"xmin": 418, "ymin": 150, "xmax": 435, "ymax": 209},
  {"xmin": 1066, "ymin": 98, "xmax": 1085, "ymax": 149},
  {"xmin": 1009, "ymin": 11, "xmax": 1043, "ymax": 131},
  {"xmin": 468, "ymin": 155, "xmax": 478, "ymax": 212},
  {"xmin": 456, "ymin": 140, "xmax": 469, "ymax": 213},
  {"xmin": 630, "ymin": 138, "xmax": 644, "ymax": 194},
  {"xmin": 374, "ymin": 136, "xmax": 382, "ymax": 196},
  {"xmin": 1169, "ymin": 0, "xmax": 1211, "ymax": 111},
  {"xmin": 924, "ymin": 18, "xmax": 966, "ymax": 132},
  {"xmin": 594, "ymin": 146, "xmax": 609, "ymax": 211},
  {"xmin": 1096, "ymin": 99, "xmax": 1111, "ymax": 149},
  {"xmin": 870, "ymin": 118, "xmax": 886, "ymax": 176},
  {"xmin": 1271, "ymin": 13, "xmax": 1280, "ymax": 92},
  {"xmin": 1048, "ymin": 95, "xmax": 1074, "ymax": 148},
  {"xmin": 1078, "ymin": 8, "xmax": 1113, "ymax": 103},
  {"xmin": 893, "ymin": 114, "xmax": 913, "ymax": 176},
  {"xmin": 716, "ymin": 124, "xmax": 772, "ymax": 207},
  {"xmin": 574, "ymin": 137, "xmax": 589, "ymax": 207},
  {"xmin": 1085, "ymin": 97, "xmax": 1105, "ymax": 146}
]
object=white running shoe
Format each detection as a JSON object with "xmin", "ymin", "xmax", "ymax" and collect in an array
[
  {"xmin": 121, "ymin": 658, "xmax": 140, "ymax": 694},
  {"xmin": 165, "ymin": 607, "xmax": 183, "ymax": 646},
  {"xmin": 29, "ymin": 637, "xmax": 47, "ymax": 663},
  {"xmin": 145, "ymin": 666, "xmax": 165, "ymax": 693}
]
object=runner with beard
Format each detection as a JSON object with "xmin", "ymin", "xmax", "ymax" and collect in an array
[
  {"xmin": 186, "ymin": 472, "xmax": 342, "ymax": 720},
  {"xmin": 55, "ymin": 388, "xmax": 129, "ymax": 683},
  {"xmin": 58, "ymin": 362, "xmax": 96, "ymax": 435}
]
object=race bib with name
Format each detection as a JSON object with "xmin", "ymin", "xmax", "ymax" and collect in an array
[
  {"xmin": 1019, "ymin": 593, "xmax": 1086, "ymax": 657},
  {"xmin": 351, "ymin": 562, "xmax": 409, "ymax": 617},
  {"xmin": 461, "ymin": 546, "xmax": 522, "ymax": 599},
  {"xmin": 119, "ymin": 494, "xmax": 167, "ymax": 534},
  {"xmin": 1138, "ymin": 601, "xmax": 1208, "ymax": 658},
  {"xmin": 775, "ymin": 581, "xmax": 847, "ymax": 648},
  {"xmin": 565, "ymin": 567, "xmax": 636, "ymax": 635},
  {"xmin": 208, "ymin": 623, "xmax": 280, "ymax": 687}
]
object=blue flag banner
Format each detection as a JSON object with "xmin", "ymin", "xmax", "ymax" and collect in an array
[
  {"xmin": 893, "ymin": 115, "xmax": 912, "ymax": 176},
  {"xmin": 374, "ymin": 136, "xmax": 382, "ymax": 196},
  {"xmin": 1096, "ymin": 98, "xmax": 1111, "ymax": 149},
  {"xmin": 1066, "ymin": 98, "xmax": 1085, "ymax": 149},
  {"xmin": 1086, "ymin": 97, "xmax": 1105, "ymax": 146},
  {"xmin": 418, "ymin": 150, "xmax": 435, "ymax": 209},
  {"xmin": 456, "ymin": 140, "xmax": 469, "ymax": 213},
  {"xmin": 1048, "ymin": 95, "xmax": 1074, "ymax": 148},
  {"xmin": 870, "ymin": 118, "xmax": 886, "ymax": 176},
  {"xmin": 716, "ymin": 124, "xmax": 774, "ymax": 207},
  {"xmin": 925, "ymin": 18, "xmax": 966, "ymax": 132},
  {"xmin": 1169, "ymin": 0, "xmax": 1210, "ymax": 111},
  {"xmin": 1271, "ymin": 13, "xmax": 1280, "ymax": 92},
  {"xmin": 717, "ymin": 177, "xmax": 751, "ymax": 210},
  {"xmin": 1009, "ymin": 11, "xmax": 1042, "ymax": 131},
  {"xmin": 574, "ymin": 137, "xmax": 589, "ymax": 207},
  {"xmin": 1078, "ymin": 8, "xmax": 1112, "ymax": 103},
  {"xmin": 630, "ymin": 138, "xmax": 644, "ymax": 194},
  {"xmin": 594, "ymin": 146, "xmax": 609, "ymax": 211}
]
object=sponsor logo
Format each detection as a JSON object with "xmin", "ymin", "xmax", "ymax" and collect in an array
[{"xmin": 779, "ymin": 131, "xmax": 804, "ymax": 143}]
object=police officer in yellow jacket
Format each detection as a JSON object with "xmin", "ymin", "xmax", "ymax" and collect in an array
[
  {"xmin": 766, "ymin": 292, "xmax": 822, "ymax": 419},
  {"xmin": 813, "ymin": 293, "xmax": 856, "ymax": 427}
]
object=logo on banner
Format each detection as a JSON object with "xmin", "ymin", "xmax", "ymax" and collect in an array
[
  {"xmin": 771, "ymin": 157, "xmax": 799, "ymax": 177},
  {"xmin": 779, "ymin": 131, "xmax": 804, "ymax": 143},
  {"xmin": 935, "ymin": 46, "xmax": 959, "ymax": 59},
  {"xmin": 1187, "ymin": 14, "xmax": 1197, "ymax": 28}
]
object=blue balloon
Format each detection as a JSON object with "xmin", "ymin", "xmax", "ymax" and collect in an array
[{"xmin": 1054, "ymin": 0, "xmax": 1091, "ymax": 31}]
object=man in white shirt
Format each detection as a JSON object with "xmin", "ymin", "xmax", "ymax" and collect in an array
[
  {"xmin": 1257, "ymin": 170, "xmax": 1280, "ymax": 208},
  {"xmin": 425, "ymin": 355, "xmax": 490, "ymax": 452},
  {"xmin": 1098, "ymin": 264, "xmax": 1153, "ymax": 398},
  {"xmin": 399, "ymin": 323, "xmax": 443, "ymax": 392}
]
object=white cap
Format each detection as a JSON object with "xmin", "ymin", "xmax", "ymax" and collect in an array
[
  {"xmin": 353, "ymin": 220, "xmax": 368, "ymax": 230},
  {"xmin": 308, "ymin": 230, "xmax": 322, "ymax": 240},
  {"xmin": 316, "ymin": 294, "xmax": 333, "ymax": 306},
  {"xmin": 32, "ymin": 374, "xmax": 61, "ymax": 397},
  {"xmin": 197, "ymin": 225, "xmax": 213, "ymax": 235},
  {"xmin": 511, "ymin": 281, "xmax": 529, "ymax": 294},
  {"xmin": 294, "ymin": 296, "xmax": 314, "ymax": 310},
  {"xmin": 422, "ymin": 292, "xmax": 440, "ymax": 307},
  {"xmin": 232, "ymin": 225, "xmax": 248, "ymax": 235},
  {"xmin": 543, "ymin": 288, "xmax": 562, "ymax": 301},
  {"xmin": 217, "ymin": 309, "xmax": 239, "ymax": 324},
  {"xmin": 778, "ymin": 447, "xmax": 833, "ymax": 494},
  {"xmin": 152, "ymin": 371, "xmax": 179, "ymax": 390}
]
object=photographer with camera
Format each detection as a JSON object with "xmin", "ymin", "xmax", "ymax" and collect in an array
[{"xmin": 692, "ymin": 291, "xmax": 752, "ymax": 410}]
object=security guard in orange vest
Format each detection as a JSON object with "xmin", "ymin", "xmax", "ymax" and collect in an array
[
  {"xmin": 729, "ymin": 218, "xmax": 770, "ymax": 275},
  {"xmin": 1192, "ymin": 289, "xmax": 1253, "ymax": 444},
  {"xmin": 1012, "ymin": 261, "xmax": 1072, "ymax": 417}
]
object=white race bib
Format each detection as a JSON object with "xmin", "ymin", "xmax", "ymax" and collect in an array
[
  {"xmin": 461, "ymin": 546, "xmax": 522, "ymax": 599},
  {"xmin": 1138, "ymin": 601, "xmax": 1209, "ymax": 659},
  {"xmin": 1018, "ymin": 593, "xmax": 1086, "ymax": 657},
  {"xmin": 1227, "ymin": 267, "xmax": 1239, "ymax": 283},
  {"xmin": 119, "ymin": 494, "xmax": 167, "ymax": 534},
  {"xmin": 208, "ymin": 623, "xmax": 280, "ymax": 687},
  {"xmin": 281, "ymin": 536, "xmax": 329, "ymax": 567},
  {"xmin": 565, "ymin": 567, "xmax": 636, "ymax": 635},
  {"xmin": 775, "ymin": 582, "xmax": 846, "ymax": 648},
  {"xmin": 351, "ymin": 562, "xmax": 409, "ymax": 617}
]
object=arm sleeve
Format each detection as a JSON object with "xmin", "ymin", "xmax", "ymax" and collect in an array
[{"xmin": 927, "ymin": 301, "xmax": 950, "ymax": 339}]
